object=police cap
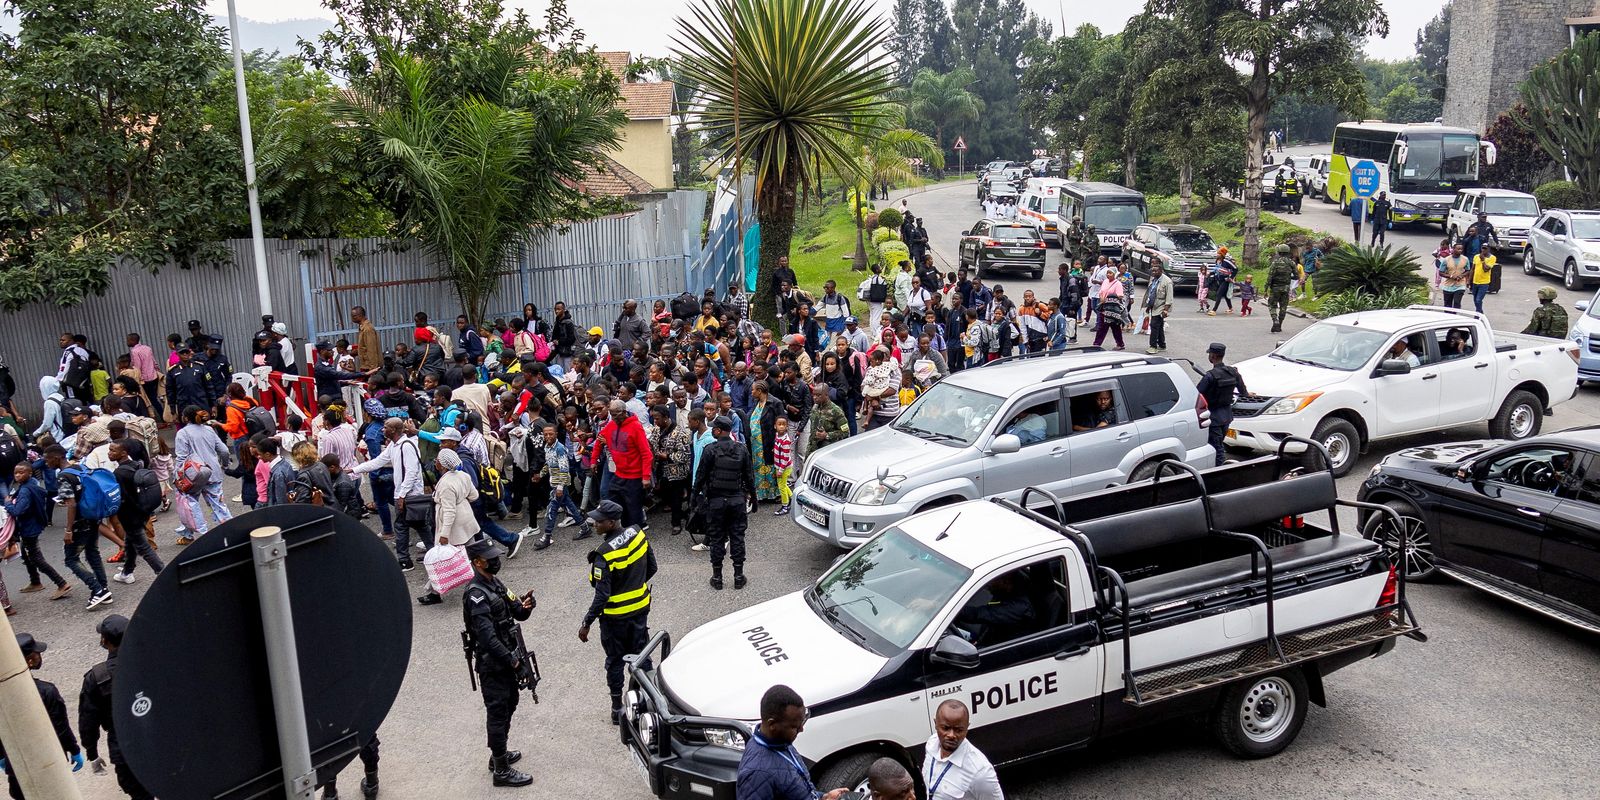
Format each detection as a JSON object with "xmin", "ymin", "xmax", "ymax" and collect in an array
[
  {"xmin": 97, "ymin": 614, "xmax": 129, "ymax": 645},
  {"xmin": 1207, "ymin": 342, "xmax": 1227, "ymax": 356},
  {"xmin": 587, "ymin": 499, "xmax": 624, "ymax": 523},
  {"xmin": 711, "ymin": 415, "xmax": 734, "ymax": 432},
  {"xmin": 466, "ymin": 536, "xmax": 505, "ymax": 559},
  {"xmin": 16, "ymin": 633, "xmax": 46, "ymax": 656}
]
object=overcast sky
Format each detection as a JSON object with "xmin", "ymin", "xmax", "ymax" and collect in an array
[{"xmin": 208, "ymin": 0, "xmax": 1442, "ymax": 62}]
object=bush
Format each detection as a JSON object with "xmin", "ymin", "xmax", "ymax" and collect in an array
[
  {"xmin": 1318, "ymin": 287, "xmax": 1427, "ymax": 317},
  {"xmin": 877, "ymin": 239, "xmax": 910, "ymax": 270},
  {"xmin": 1315, "ymin": 244, "xmax": 1426, "ymax": 297},
  {"xmin": 1534, "ymin": 180, "xmax": 1589, "ymax": 210},
  {"xmin": 876, "ymin": 207, "xmax": 903, "ymax": 230},
  {"xmin": 863, "ymin": 211, "xmax": 880, "ymax": 230},
  {"xmin": 870, "ymin": 226, "xmax": 899, "ymax": 248}
]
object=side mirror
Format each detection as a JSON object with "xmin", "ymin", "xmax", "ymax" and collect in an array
[
  {"xmin": 989, "ymin": 433, "xmax": 1022, "ymax": 455},
  {"xmin": 1554, "ymin": 234, "xmax": 1568, "ymax": 243},
  {"xmin": 1576, "ymin": 301, "xmax": 1590, "ymax": 313},
  {"xmin": 1376, "ymin": 358, "xmax": 1412, "ymax": 376},
  {"xmin": 931, "ymin": 634, "xmax": 980, "ymax": 669}
]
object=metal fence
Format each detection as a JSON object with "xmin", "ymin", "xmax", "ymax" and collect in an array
[{"xmin": 1, "ymin": 189, "xmax": 745, "ymax": 420}]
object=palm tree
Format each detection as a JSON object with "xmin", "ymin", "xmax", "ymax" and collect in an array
[
  {"xmin": 674, "ymin": 0, "xmax": 896, "ymax": 327},
  {"xmin": 835, "ymin": 114, "xmax": 944, "ymax": 269},
  {"xmin": 907, "ymin": 68, "xmax": 982, "ymax": 175}
]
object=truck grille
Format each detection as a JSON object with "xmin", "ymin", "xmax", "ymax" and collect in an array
[
  {"xmin": 1508, "ymin": 228, "xmax": 1529, "ymax": 238},
  {"xmin": 1589, "ymin": 339, "xmax": 1600, "ymax": 354},
  {"xmin": 806, "ymin": 467, "xmax": 854, "ymax": 502}
]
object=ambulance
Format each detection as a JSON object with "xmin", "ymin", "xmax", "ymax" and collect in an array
[{"xmin": 1017, "ymin": 178, "xmax": 1069, "ymax": 247}]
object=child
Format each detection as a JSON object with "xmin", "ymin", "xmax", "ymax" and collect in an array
[
  {"xmin": 88, "ymin": 355, "xmax": 112, "ymax": 405},
  {"xmin": 1195, "ymin": 263, "xmax": 1211, "ymax": 313},
  {"xmin": 321, "ymin": 453, "xmax": 368, "ymax": 519},
  {"xmin": 1238, "ymin": 274, "xmax": 1257, "ymax": 316},
  {"xmin": 897, "ymin": 369, "xmax": 921, "ymax": 410},
  {"xmin": 276, "ymin": 416, "xmax": 306, "ymax": 453},
  {"xmin": 771, "ymin": 417, "xmax": 794, "ymax": 516},
  {"xmin": 535, "ymin": 423, "xmax": 589, "ymax": 549}
]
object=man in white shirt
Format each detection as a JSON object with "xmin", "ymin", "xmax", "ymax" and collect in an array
[
  {"xmin": 857, "ymin": 265, "xmax": 889, "ymax": 335},
  {"xmin": 893, "ymin": 260, "xmax": 914, "ymax": 312},
  {"xmin": 922, "ymin": 700, "xmax": 1003, "ymax": 800},
  {"xmin": 351, "ymin": 418, "xmax": 427, "ymax": 569}
]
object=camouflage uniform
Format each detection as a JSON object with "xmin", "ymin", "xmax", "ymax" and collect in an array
[
  {"xmin": 1266, "ymin": 244, "xmax": 1295, "ymax": 333},
  {"xmin": 1065, "ymin": 216, "xmax": 1085, "ymax": 262},
  {"xmin": 1078, "ymin": 224, "xmax": 1100, "ymax": 267},
  {"xmin": 1522, "ymin": 288, "xmax": 1569, "ymax": 339}
]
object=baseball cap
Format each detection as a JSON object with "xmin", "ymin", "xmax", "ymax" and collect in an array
[
  {"xmin": 845, "ymin": 316, "xmax": 858, "ymax": 324},
  {"xmin": 16, "ymin": 633, "xmax": 46, "ymax": 656},
  {"xmin": 315, "ymin": 341, "xmax": 333, "ymax": 351},
  {"xmin": 1207, "ymin": 342, "xmax": 1227, "ymax": 356},
  {"xmin": 587, "ymin": 499, "xmax": 624, "ymax": 523},
  {"xmin": 436, "ymin": 427, "xmax": 462, "ymax": 442},
  {"xmin": 712, "ymin": 415, "xmax": 734, "ymax": 432},
  {"xmin": 97, "ymin": 614, "xmax": 129, "ymax": 645},
  {"xmin": 588, "ymin": 326, "xmax": 604, "ymax": 336}
]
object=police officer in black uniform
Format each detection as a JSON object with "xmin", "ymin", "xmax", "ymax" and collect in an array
[
  {"xmin": 2, "ymin": 633, "xmax": 82, "ymax": 799},
  {"xmin": 199, "ymin": 338, "xmax": 233, "ymax": 409},
  {"xmin": 1195, "ymin": 342, "xmax": 1247, "ymax": 466},
  {"xmin": 77, "ymin": 615, "xmax": 150, "ymax": 800},
  {"xmin": 577, "ymin": 499, "xmax": 657, "ymax": 725},
  {"xmin": 692, "ymin": 417, "xmax": 755, "ymax": 590},
  {"xmin": 462, "ymin": 537, "xmax": 536, "ymax": 787}
]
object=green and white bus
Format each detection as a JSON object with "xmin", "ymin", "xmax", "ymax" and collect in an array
[{"xmin": 1325, "ymin": 121, "xmax": 1496, "ymax": 228}]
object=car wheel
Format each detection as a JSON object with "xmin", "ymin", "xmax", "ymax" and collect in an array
[
  {"xmin": 1128, "ymin": 458, "xmax": 1172, "ymax": 483},
  {"xmin": 1523, "ymin": 248, "xmax": 1537, "ymax": 275},
  {"xmin": 1565, "ymin": 259, "xmax": 1583, "ymax": 291},
  {"xmin": 1211, "ymin": 670, "xmax": 1308, "ymax": 759},
  {"xmin": 1489, "ymin": 389, "xmax": 1543, "ymax": 440},
  {"xmin": 1031, "ymin": 269, "xmax": 1044, "ymax": 280},
  {"xmin": 1360, "ymin": 499, "xmax": 1437, "ymax": 581},
  {"xmin": 1308, "ymin": 417, "xmax": 1360, "ymax": 477},
  {"xmin": 815, "ymin": 752, "xmax": 880, "ymax": 794},
  {"xmin": 1338, "ymin": 189, "xmax": 1348, "ymax": 215}
]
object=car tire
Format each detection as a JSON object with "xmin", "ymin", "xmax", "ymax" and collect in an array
[
  {"xmin": 1523, "ymin": 248, "xmax": 1537, "ymax": 275},
  {"xmin": 1338, "ymin": 189, "xmax": 1348, "ymax": 215},
  {"xmin": 1360, "ymin": 498, "xmax": 1437, "ymax": 581},
  {"xmin": 815, "ymin": 752, "xmax": 880, "ymax": 794},
  {"xmin": 1489, "ymin": 390, "xmax": 1543, "ymax": 441},
  {"xmin": 1211, "ymin": 670, "xmax": 1309, "ymax": 759},
  {"xmin": 1031, "ymin": 269, "xmax": 1044, "ymax": 280},
  {"xmin": 1128, "ymin": 458, "xmax": 1172, "ymax": 483},
  {"xmin": 1565, "ymin": 259, "xmax": 1583, "ymax": 291},
  {"xmin": 1307, "ymin": 417, "xmax": 1360, "ymax": 477}
]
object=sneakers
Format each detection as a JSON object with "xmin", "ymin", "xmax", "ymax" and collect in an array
[
  {"xmin": 50, "ymin": 585, "xmax": 72, "ymax": 601},
  {"xmin": 1145, "ymin": 347, "xmax": 1161, "ymax": 354},
  {"xmin": 773, "ymin": 504, "xmax": 791, "ymax": 516},
  {"xmin": 560, "ymin": 516, "xmax": 581, "ymax": 529},
  {"xmin": 506, "ymin": 532, "xmax": 526, "ymax": 560},
  {"xmin": 1207, "ymin": 310, "xmax": 1216, "ymax": 316},
  {"xmin": 670, "ymin": 525, "xmax": 683, "ymax": 536},
  {"xmin": 691, "ymin": 543, "xmax": 708, "ymax": 552},
  {"xmin": 175, "ymin": 536, "xmax": 195, "ymax": 546},
  {"xmin": 532, "ymin": 535, "xmax": 554, "ymax": 552},
  {"xmin": 108, "ymin": 548, "xmax": 125, "ymax": 564},
  {"xmin": 112, "ymin": 572, "xmax": 137, "ymax": 585},
  {"xmin": 86, "ymin": 590, "xmax": 113, "ymax": 610},
  {"xmin": 572, "ymin": 526, "xmax": 594, "ymax": 541},
  {"xmin": 399, "ymin": 559, "xmax": 416, "ymax": 572},
  {"xmin": 414, "ymin": 541, "xmax": 428, "ymax": 551}
]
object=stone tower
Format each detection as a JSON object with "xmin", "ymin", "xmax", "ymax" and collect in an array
[{"xmin": 1442, "ymin": 0, "xmax": 1600, "ymax": 133}]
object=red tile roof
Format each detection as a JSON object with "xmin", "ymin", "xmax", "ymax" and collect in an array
[{"xmin": 571, "ymin": 155, "xmax": 656, "ymax": 197}]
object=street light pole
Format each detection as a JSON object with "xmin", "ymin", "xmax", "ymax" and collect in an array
[{"xmin": 226, "ymin": 0, "xmax": 273, "ymax": 317}]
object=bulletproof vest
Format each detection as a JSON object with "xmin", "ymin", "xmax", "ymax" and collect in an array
[
  {"xmin": 703, "ymin": 440, "xmax": 749, "ymax": 496},
  {"xmin": 1204, "ymin": 364, "xmax": 1241, "ymax": 407},
  {"xmin": 464, "ymin": 575, "xmax": 517, "ymax": 654},
  {"xmin": 591, "ymin": 526, "xmax": 651, "ymax": 618}
]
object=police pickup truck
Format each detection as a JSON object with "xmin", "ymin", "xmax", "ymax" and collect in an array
[{"xmin": 619, "ymin": 444, "xmax": 1422, "ymax": 798}]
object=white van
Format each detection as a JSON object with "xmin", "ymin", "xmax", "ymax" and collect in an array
[{"xmin": 1018, "ymin": 178, "xmax": 1069, "ymax": 246}]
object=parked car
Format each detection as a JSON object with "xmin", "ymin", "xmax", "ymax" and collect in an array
[
  {"xmin": 625, "ymin": 454, "xmax": 1420, "ymax": 797},
  {"xmin": 1303, "ymin": 153, "xmax": 1332, "ymax": 198},
  {"xmin": 1121, "ymin": 223, "xmax": 1219, "ymax": 291},
  {"xmin": 958, "ymin": 218, "xmax": 1046, "ymax": 279},
  {"xmin": 1358, "ymin": 427, "xmax": 1600, "ymax": 633},
  {"xmin": 1227, "ymin": 306, "xmax": 1581, "ymax": 477},
  {"xmin": 1573, "ymin": 291, "xmax": 1600, "ymax": 384},
  {"xmin": 1524, "ymin": 209, "xmax": 1600, "ymax": 290},
  {"xmin": 1447, "ymin": 187, "xmax": 1541, "ymax": 257},
  {"xmin": 793, "ymin": 349, "xmax": 1214, "ymax": 548}
]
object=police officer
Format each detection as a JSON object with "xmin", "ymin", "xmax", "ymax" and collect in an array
[
  {"xmin": 165, "ymin": 346, "xmax": 207, "ymax": 416},
  {"xmin": 1278, "ymin": 169, "xmax": 1302, "ymax": 214},
  {"xmin": 199, "ymin": 338, "xmax": 233, "ymax": 409},
  {"xmin": 1266, "ymin": 244, "xmax": 1295, "ymax": 333},
  {"xmin": 1196, "ymin": 343, "xmax": 1247, "ymax": 466},
  {"xmin": 693, "ymin": 416, "xmax": 755, "ymax": 591},
  {"xmin": 1065, "ymin": 215, "xmax": 1085, "ymax": 258},
  {"xmin": 462, "ymin": 536, "xmax": 535, "ymax": 787},
  {"xmin": 1523, "ymin": 286, "xmax": 1569, "ymax": 339},
  {"xmin": 77, "ymin": 615, "xmax": 152, "ymax": 800},
  {"xmin": 2, "ymin": 633, "xmax": 82, "ymax": 799},
  {"xmin": 578, "ymin": 499, "xmax": 657, "ymax": 725}
]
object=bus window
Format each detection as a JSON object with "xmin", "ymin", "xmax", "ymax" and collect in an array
[{"xmin": 1084, "ymin": 203, "xmax": 1146, "ymax": 232}]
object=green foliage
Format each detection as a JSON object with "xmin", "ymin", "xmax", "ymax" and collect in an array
[
  {"xmin": 0, "ymin": 0, "xmax": 242, "ymax": 310},
  {"xmin": 1415, "ymin": 3, "xmax": 1451, "ymax": 101},
  {"xmin": 1481, "ymin": 105, "xmax": 1560, "ymax": 193},
  {"xmin": 1361, "ymin": 58, "xmax": 1440, "ymax": 122},
  {"xmin": 870, "ymin": 226, "xmax": 899, "ymax": 247},
  {"xmin": 907, "ymin": 67, "xmax": 982, "ymax": 166},
  {"xmin": 1315, "ymin": 244, "xmax": 1426, "ymax": 298},
  {"xmin": 876, "ymin": 207, "xmax": 904, "ymax": 230},
  {"xmin": 877, "ymin": 238, "xmax": 910, "ymax": 269},
  {"xmin": 1318, "ymin": 287, "xmax": 1428, "ymax": 317},
  {"xmin": 1520, "ymin": 33, "xmax": 1600, "ymax": 207},
  {"xmin": 1375, "ymin": 81, "xmax": 1442, "ymax": 124},
  {"xmin": 1534, "ymin": 180, "xmax": 1589, "ymax": 210}
]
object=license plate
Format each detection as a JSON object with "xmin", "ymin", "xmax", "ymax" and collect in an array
[
  {"xmin": 801, "ymin": 502, "xmax": 828, "ymax": 527},
  {"xmin": 1008, "ymin": 249, "xmax": 1029, "ymax": 255},
  {"xmin": 630, "ymin": 746, "xmax": 648, "ymax": 780}
]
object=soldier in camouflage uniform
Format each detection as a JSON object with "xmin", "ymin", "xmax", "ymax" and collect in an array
[
  {"xmin": 1065, "ymin": 215, "xmax": 1085, "ymax": 260},
  {"xmin": 1266, "ymin": 244, "xmax": 1295, "ymax": 333},
  {"xmin": 1522, "ymin": 286, "xmax": 1569, "ymax": 339},
  {"xmin": 1078, "ymin": 224, "xmax": 1100, "ymax": 267}
]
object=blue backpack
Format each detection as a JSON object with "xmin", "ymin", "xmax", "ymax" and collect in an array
[{"xmin": 66, "ymin": 466, "xmax": 122, "ymax": 520}]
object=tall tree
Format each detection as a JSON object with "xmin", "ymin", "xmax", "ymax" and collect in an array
[
  {"xmin": 674, "ymin": 0, "xmax": 896, "ymax": 328},
  {"xmin": 1020, "ymin": 25, "xmax": 1104, "ymax": 178},
  {"xmin": 1520, "ymin": 32, "xmax": 1600, "ymax": 205},
  {"xmin": 948, "ymin": 0, "xmax": 1047, "ymax": 165},
  {"xmin": 0, "ymin": 0, "xmax": 243, "ymax": 310},
  {"xmin": 1151, "ymin": 0, "xmax": 1385, "ymax": 266},
  {"xmin": 916, "ymin": 0, "xmax": 957, "ymax": 74},
  {"xmin": 1415, "ymin": 2, "xmax": 1451, "ymax": 101},
  {"xmin": 891, "ymin": 0, "xmax": 925, "ymax": 85},
  {"xmin": 907, "ymin": 68, "xmax": 983, "ymax": 173}
]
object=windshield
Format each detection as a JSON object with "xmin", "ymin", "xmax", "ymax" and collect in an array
[
  {"xmin": 809, "ymin": 527, "xmax": 971, "ymax": 653},
  {"xmin": 1164, "ymin": 231, "xmax": 1216, "ymax": 252},
  {"xmin": 1398, "ymin": 133, "xmax": 1479, "ymax": 185},
  {"xmin": 1574, "ymin": 219, "xmax": 1600, "ymax": 240},
  {"xmin": 991, "ymin": 225, "xmax": 1040, "ymax": 241},
  {"xmin": 893, "ymin": 382, "xmax": 1003, "ymax": 446},
  {"xmin": 1482, "ymin": 197, "xmax": 1540, "ymax": 217},
  {"xmin": 1084, "ymin": 202, "xmax": 1146, "ymax": 232},
  {"xmin": 1040, "ymin": 196, "xmax": 1059, "ymax": 213},
  {"xmin": 1271, "ymin": 323, "xmax": 1391, "ymax": 371}
]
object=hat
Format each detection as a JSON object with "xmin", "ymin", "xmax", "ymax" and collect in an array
[
  {"xmin": 187, "ymin": 319, "xmax": 202, "ymax": 330},
  {"xmin": 712, "ymin": 415, "xmax": 734, "ymax": 432},
  {"xmin": 1217, "ymin": 246, "xmax": 1229, "ymax": 256},
  {"xmin": 315, "ymin": 340, "xmax": 333, "ymax": 351},
  {"xmin": 253, "ymin": 331, "xmax": 270, "ymax": 342},
  {"xmin": 435, "ymin": 448, "xmax": 462, "ymax": 470},
  {"xmin": 177, "ymin": 346, "xmax": 194, "ymax": 355},
  {"xmin": 206, "ymin": 337, "xmax": 223, "ymax": 348},
  {"xmin": 97, "ymin": 614, "xmax": 129, "ymax": 645},
  {"xmin": 436, "ymin": 427, "xmax": 462, "ymax": 442},
  {"xmin": 66, "ymin": 402, "xmax": 90, "ymax": 417},
  {"xmin": 588, "ymin": 326, "xmax": 604, "ymax": 336},
  {"xmin": 1538, "ymin": 286, "xmax": 1558, "ymax": 300},
  {"xmin": 271, "ymin": 322, "xmax": 289, "ymax": 336},
  {"xmin": 466, "ymin": 536, "xmax": 505, "ymax": 559},
  {"xmin": 845, "ymin": 316, "xmax": 858, "ymax": 324},
  {"xmin": 587, "ymin": 499, "xmax": 624, "ymax": 523},
  {"xmin": 16, "ymin": 633, "xmax": 46, "ymax": 657},
  {"xmin": 1207, "ymin": 342, "xmax": 1227, "ymax": 356},
  {"xmin": 363, "ymin": 398, "xmax": 387, "ymax": 419},
  {"xmin": 993, "ymin": 284, "xmax": 1005, "ymax": 293}
]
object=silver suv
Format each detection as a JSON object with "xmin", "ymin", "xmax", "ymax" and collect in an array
[{"xmin": 791, "ymin": 350, "xmax": 1217, "ymax": 548}]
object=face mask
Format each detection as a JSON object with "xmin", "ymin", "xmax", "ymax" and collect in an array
[{"xmin": 484, "ymin": 557, "xmax": 503, "ymax": 575}]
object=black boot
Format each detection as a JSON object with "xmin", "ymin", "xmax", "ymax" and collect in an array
[
  {"xmin": 710, "ymin": 570, "xmax": 723, "ymax": 590},
  {"xmin": 611, "ymin": 693, "xmax": 624, "ymax": 725},
  {"xmin": 733, "ymin": 568, "xmax": 747, "ymax": 590},
  {"xmin": 360, "ymin": 771, "xmax": 378, "ymax": 799},
  {"xmin": 487, "ymin": 751, "xmax": 523, "ymax": 771},
  {"xmin": 490, "ymin": 754, "xmax": 533, "ymax": 787},
  {"xmin": 323, "ymin": 782, "xmax": 339, "ymax": 800},
  {"xmin": 532, "ymin": 534, "xmax": 553, "ymax": 551}
]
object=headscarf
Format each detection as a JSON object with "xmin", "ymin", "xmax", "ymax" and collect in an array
[
  {"xmin": 363, "ymin": 398, "xmax": 387, "ymax": 420},
  {"xmin": 436, "ymin": 448, "xmax": 462, "ymax": 470},
  {"xmin": 414, "ymin": 327, "xmax": 436, "ymax": 343}
]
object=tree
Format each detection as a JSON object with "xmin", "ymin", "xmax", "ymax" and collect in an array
[
  {"xmin": 1020, "ymin": 25, "xmax": 1104, "ymax": 178},
  {"xmin": 835, "ymin": 110, "xmax": 943, "ymax": 269},
  {"xmin": 1520, "ymin": 32, "xmax": 1600, "ymax": 206},
  {"xmin": 1150, "ymin": 0, "xmax": 1385, "ymax": 266},
  {"xmin": 947, "ymin": 0, "xmax": 1048, "ymax": 165},
  {"xmin": 0, "ymin": 0, "xmax": 243, "ymax": 310},
  {"xmin": 674, "ymin": 0, "xmax": 896, "ymax": 328},
  {"xmin": 891, "ymin": 0, "xmax": 925, "ymax": 85},
  {"xmin": 1415, "ymin": 2, "xmax": 1451, "ymax": 102},
  {"xmin": 1378, "ymin": 82, "xmax": 1441, "ymax": 123},
  {"xmin": 1480, "ymin": 105, "xmax": 1559, "ymax": 192},
  {"xmin": 907, "ymin": 68, "xmax": 983, "ymax": 173}
]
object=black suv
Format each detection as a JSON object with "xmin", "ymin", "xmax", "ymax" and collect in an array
[
  {"xmin": 959, "ymin": 219, "xmax": 1046, "ymax": 279},
  {"xmin": 1121, "ymin": 223, "xmax": 1218, "ymax": 291},
  {"xmin": 1357, "ymin": 427, "xmax": 1600, "ymax": 634}
]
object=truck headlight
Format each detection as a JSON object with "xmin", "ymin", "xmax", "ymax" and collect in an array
[
  {"xmin": 852, "ymin": 475, "xmax": 906, "ymax": 505},
  {"xmin": 702, "ymin": 727, "xmax": 747, "ymax": 750},
  {"xmin": 1583, "ymin": 251, "xmax": 1600, "ymax": 263},
  {"xmin": 1393, "ymin": 199, "xmax": 1418, "ymax": 211},
  {"xmin": 1261, "ymin": 392, "xmax": 1322, "ymax": 415},
  {"xmin": 636, "ymin": 712, "xmax": 659, "ymax": 749}
]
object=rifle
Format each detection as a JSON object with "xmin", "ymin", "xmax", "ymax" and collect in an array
[
  {"xmin": 511, "ymin": 624, "xmax": 542, "ymax": 703},
  {"xmin": 460, "ymin": 630, "xmax": 477, "ymax": 691}
]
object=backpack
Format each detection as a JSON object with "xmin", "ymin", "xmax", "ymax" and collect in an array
[
  {"xmin": 176, "ymin": 457, "xmax": 212, "ymax": 494},
  {"xmin": 245, "ymin": 405, "xmax": 277, "ymax": 437},
  {"xmin": 866, "ymin": 277, "xmax": 888, "ymax": 303},
  {"xmin": 0, "ymin": 432, "xmax": 21, "ymax": 475},
  {"xmin": 132, "ymin": 466, "xmax": 163, "ymax": 514},
  {"xmin": 285, "ymin": 468, "xmax": 322, "ymax": 505},
  {"xmin": 436, "ymin": 331, "xmax": 454, "ymax": 359},
  {"xmin": 477, "ymin": 462, "xmax": 505, "ymax": 503},
  {"xmin": 531, "ymin": 333, "xmax": 551, "ymax": 362},
  {"xmin": 66, "ymin": 466, "xmax": 122, "ymax": 520}
]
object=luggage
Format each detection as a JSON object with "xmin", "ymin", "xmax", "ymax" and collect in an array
[{"xmin": 175, "ymin": 458, "xmax": 212, "ymax": 494}]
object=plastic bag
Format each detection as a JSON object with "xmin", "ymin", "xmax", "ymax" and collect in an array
[{"xmin": 423, "ymin": 543, "xmax": 473, "ymax": 595}]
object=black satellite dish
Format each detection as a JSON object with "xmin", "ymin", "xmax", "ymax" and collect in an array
[{"xmin": 113, "ymin": 505, "xmax": 412, "ymax": 800}]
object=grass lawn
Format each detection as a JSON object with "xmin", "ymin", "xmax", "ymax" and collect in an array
[
  {"xmin": 788, "ymin": 200, "xmax": 864, "ymax": 299},
  {"xmin": 1150, "ymin": 197, "xmax": 1327, "ymax": 309}
]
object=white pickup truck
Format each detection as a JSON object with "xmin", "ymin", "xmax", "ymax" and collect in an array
[
  {"xmin": 1226, "ymin": 306, "xmax": 1581, "ymax": 476},
  {"xmin": 619, "ymin": 453, "xmax": 1421, "ymax": 798}
]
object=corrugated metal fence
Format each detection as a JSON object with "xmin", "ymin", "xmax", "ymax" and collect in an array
[{"xmin": 1, "ymin": 189, "xmax": 742, "ymax": 420}]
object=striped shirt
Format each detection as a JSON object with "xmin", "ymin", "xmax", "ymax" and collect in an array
[{"xmin": 772, "ymin": 432, "xmax": 793, "ymax": 471}]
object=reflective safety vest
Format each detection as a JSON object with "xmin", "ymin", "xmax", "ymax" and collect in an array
[{"xmin": 591, "ymin": 527, "xmax": 653, "ymax": 617}]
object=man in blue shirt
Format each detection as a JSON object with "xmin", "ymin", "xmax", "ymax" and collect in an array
[
  {"xmin": 736, "ymin": 684, "xmax": 848, "ymax": 800},
  {"xmin": 687, "ymin": 410, "xmax": 717, "ymax": 554}
]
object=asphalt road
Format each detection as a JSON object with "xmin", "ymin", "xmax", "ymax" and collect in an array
[{"xmin": 8, "ymin": 170, "xmax": 1600, "ymax": 799}]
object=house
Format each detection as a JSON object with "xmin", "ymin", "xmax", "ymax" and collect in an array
[{"xmin": 599, "ymin": 51, "xmax": 675, "ymax": 192}]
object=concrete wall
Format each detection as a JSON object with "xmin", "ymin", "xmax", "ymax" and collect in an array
[
  {"xmin": 612, "ymin": 117, "xmax": 674, "ymax": 190},
  {"xmin": 1444, "ymin": 0, "xmax": 1600, "ymax": 132}
]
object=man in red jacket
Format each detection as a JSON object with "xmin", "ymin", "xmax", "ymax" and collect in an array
[{"xmin": 592, "ymin": 399, "xmax": 653, "ymax": 527}]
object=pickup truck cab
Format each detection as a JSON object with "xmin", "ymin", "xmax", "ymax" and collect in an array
[
  {"xmin": 1226, "ymin": 306, "xmax": 1581, "ymax": 476},
  {"xmin": 620, "ymin": 451, "xmax": 1421, "ymax": 798},
  {"xmin": 1448, "ymin": 188, "xmax": 1541, "ymax": 256},
  {"xmin": 792, "ymin": 349, "xmax": 1214, "ymax": 549}
]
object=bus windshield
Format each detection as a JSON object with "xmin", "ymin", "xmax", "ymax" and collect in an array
[
  {"xmin": 1084, "ymin": 203, "xmax": 1145, "ymax": 232},
  {"xmin": 1397, "ymin": 133, "xmax": 1479, "ymax": 185}
]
